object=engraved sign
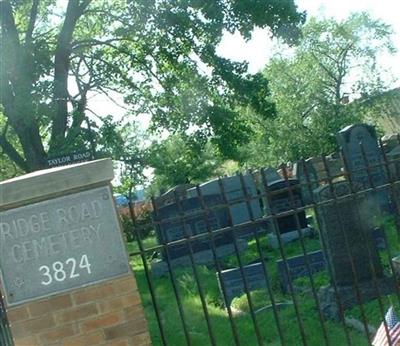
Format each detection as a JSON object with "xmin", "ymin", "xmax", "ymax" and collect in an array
[{"xmin": 0, "ymin": 186, "xmax": 130, "ymax": 306}]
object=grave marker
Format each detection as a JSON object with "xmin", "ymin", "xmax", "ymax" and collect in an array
[
  {"xmin": 337, "ymin": 124, "xmax": 389, "ymax": 211},
  {"xmin": 217, "ymin": 262, "xmax": 266, "ymax": 306},
  {"xmin": 187, "ymin": 175, "xmax": 265, "ymax": 239},
  {"xmin": 276, "ymin": 250, "xmax": 326, "ymax": 292},
  {"xmin": 154, "ymin": 194, "xmax": 233, "ymax": 260},
  {"xmin": 267, "ymin": 179, "xmax": 308, "ymax": 234},
  {"xmin": 293, "ymin": 159, "xmax": 319, "ymax": 205},
  {"xmin": 315, "ymin": 181, "xmax": 394, "ymax": 316}
]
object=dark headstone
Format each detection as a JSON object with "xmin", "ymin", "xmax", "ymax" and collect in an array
[
  {"xmin": 217, "ymin": 262, "xmax": 267, "ymax": 306},
  {"xmin": 372, "ymin": 227, "xmax": 387, "ymax": 250},
  {"xmin": 153, "ymin": 194, "xmax": 233, "ymax": 260},
  {"xmin": 337, "ymin": 124, "xmax": 389, "ymax": 211},
  {"xmin": 263, "ymin": 167, "xmax": 281, "ymax": 182},
  {"xmin": 276, "ymin": 250, "xmax": 326, "ymax": 292},
  {"xmin": 187, "ymin": 175, "xmax": 265, "ymax": 239},
  {"xmin": 154, "ymin": 184, "xmax": 194, "ymax": 208},
  {"xmin": 314, "ymin": 182, "xmax": 383, "ymax": 286},
  {"xmin": 267, "ymin": 179, "xmax": 308, "ymax": 234},
  {"xmin": 315, "ymin": 182, "xmax": 394, "ymax": 317},
  {"xmin": 293, "ymin": 159, "xmax": 319, "ymax": 205}
]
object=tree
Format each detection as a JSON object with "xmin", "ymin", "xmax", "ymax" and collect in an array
[
  {"xmin": 147, "ymin": 134, "xmax": 221, "ymax": 194},
  {"xmin": 0, "ymin": 0, "xmax": 305, "ymax": 173},
  {"xmin": 239, "ymin": 13, "xmax": 396, "ymax": 167},
  {"xmin": 97, "ymin": 116, "xmax": 146, "ymax": 200}
]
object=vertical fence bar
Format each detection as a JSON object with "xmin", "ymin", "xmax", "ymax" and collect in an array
[
  {"xmin": 301, "ymin": 159, "xmax": 353, "ymax": 345},
  {"xmin": 280, "ymin": 165, "xmax": 331, "ymax": 345},
  {"xmin": 217, "ymin": 177, "xmax": 264, "ymax": 346},
  {"xmin": 128, "ymin": 200, "xmax": 168, "ymax": 346},
  {"xmin": 260, "ymin": 169, "xmax": 309, "ymax": 346},
  {"xmin": 324, "ymin": 153, "xmax": 373, "ymax": 343},
  {"xmin": 238, "ymin": 172, "xmax": 286, "ymax": 346},
  {"xmin": 172, "ymin": 190, "xmax": 217, "ymax": 346},
  {"xmin": 354, "ymin": 142, "xmax": 393, "ymax": 343},
  {"xmin": 151, "ymin": 197, "xmax": 193, "ymax": 346},
  {"xmin": 0, "ymin": 294, "xmax": 13, "ymax": 346},
  {"xmin": 194, "ymin": 184, "xmax": 242, "ymax": 346},
  {"xmin": 378, "ymin": 138, "xmax": 400, "ymax": 307}
]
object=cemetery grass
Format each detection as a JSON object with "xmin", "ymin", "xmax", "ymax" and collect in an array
[{"xmin": 127, "ymin": 220, "xmax": 399, "ymax": 346}]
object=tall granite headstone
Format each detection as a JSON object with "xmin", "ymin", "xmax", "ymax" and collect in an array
[
  {"xmin": 187, "ymin": 174, "xmax": 265, "ymax": 239},
  {"xmin": 315, "ymin": 182, "xmax": 394, "ymax": 317},
  {"xmin": 153, "ymin": 194, "xmax": 232, "ymax": 260},
  {"xmin": 337, "ymin": 124, "xmax": 389, "ymax": 212},
  {"xmin": 293, "ymin": 159, "xmax": 319, "ymax": 205}
]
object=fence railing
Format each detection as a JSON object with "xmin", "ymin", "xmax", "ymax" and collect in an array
[
  {"xmin": 127, "ymin": 134, "xmax": 400, "ymax": 345},
  {"xmin": 0, "ymin": 294, "xmax": 13, "ymax": 346}
]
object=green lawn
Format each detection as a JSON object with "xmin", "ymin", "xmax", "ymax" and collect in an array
[{"xmin": 127, "ymin": 216, "xmax": 400, "ymax": 346}]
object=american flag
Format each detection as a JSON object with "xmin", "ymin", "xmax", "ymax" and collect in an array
[{"xmin": 372, "ymin": 306, "xmax": 400, "ymax": 346}]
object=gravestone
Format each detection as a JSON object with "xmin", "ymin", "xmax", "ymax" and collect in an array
[
  {"xmin": 154, "ymin": 184, "xmax": 194, "ymax": 209},
  {"xmin": 315, "ymin": 182, "xmax": 394, "ymax": 318},
  {"xmin": 217, "ymin": 262, "xmax": 266, "ymax": 306},
  {"xmin": 293, "ymin": 159, "xmax": 319, "ymax": 205},
  {"xmin": 187, "ymin": 174, "xmax": 265, "ymax": 239},
  {"xmin": 337, "ymin": 124, "xmax": 390, "ymax": 212},
  {"xmin": 267, "ymin": 228, "xmax": 314, "ymax": 249},
  {"xmin": 0, "ymin": 159, "xmax": 150, "ymax": 345},
  {"xmin": 153, "ymin": 194, "xmax": 233, "ymax": 260},
  {"xmin": 151, "ymin": 194, "xmax": 247, "ymax": 277},
  {"xmin": 276, "ymin": 250, "xmax": 326, "ymax": 292},
  {"xmin": 262, "ymin": 167, "xmax": 281, "ymax": 182},
  {"xmin": 372, "ymin": 227, "xmax": 387, "ymax": 250},
  {"xmin": 267, "ymin": 179, "xmax": 308, "ymax": 234}
]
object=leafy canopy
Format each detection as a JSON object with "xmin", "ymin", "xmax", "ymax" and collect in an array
[
  {"xmin": 239, "ymin": 13, "xmax": 396, "ymax": 167},
  {"xmin": 0, "ymin": 0, "xmax": 305, "ymax": 177}
]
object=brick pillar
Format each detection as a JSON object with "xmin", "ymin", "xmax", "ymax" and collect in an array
[
  {"xmin": 0, "ymin": 159, "xmax": 151, "ymax": 345},
  {"xmin": 5, "ymin": 275, "xmax": 150, "ymax": 346}
]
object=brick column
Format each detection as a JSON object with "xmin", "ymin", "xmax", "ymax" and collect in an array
[
  {"xmin": 0, "ymin": 159, "xmax": 151, "ymax": 345},
  {"xmin": 6, "ymin": 275, "xmax": 150, "ymax": 346}
]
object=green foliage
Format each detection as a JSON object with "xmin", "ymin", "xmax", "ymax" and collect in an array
[
  {"xmin": 239, "ymin": 13, "xmax": 396, "ymax": 168},
  {"xmin": 0, "ymin": 0, "xmax": 304, "ymax": 172},
  {"xmin": 147, "ymin": 134, "xmax": 222, "ymax": 194},
  {"xmin": 120, "ymin": 208, "xmax": 153, "ymax": 242},
  {"xmin": 129, "ymin": 232, "xmax": 372, "ymax": 345}
]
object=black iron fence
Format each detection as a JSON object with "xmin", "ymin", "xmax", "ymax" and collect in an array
[
  {"xmin": 128, "ymin": 127, "xmax": 400, "ymax": 345},
  {"xmin": 0, "ymin": 294, "xmax": 13, "ymax": 346}
]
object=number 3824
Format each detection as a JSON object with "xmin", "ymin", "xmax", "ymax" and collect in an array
[{"xmin": 39, "ymin": 255, "xmax": 91, "ymax": 286}]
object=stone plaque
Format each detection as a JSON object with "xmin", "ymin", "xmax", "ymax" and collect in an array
[{"xmin": 0, "ymin": 186, "xmax": 130, "ymax": 306}]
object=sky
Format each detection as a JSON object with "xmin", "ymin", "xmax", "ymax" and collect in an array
[
  {"xmin": 218, "ymin": 0, "xmax": 400, "ymax": 76},
  {"xmin": 89, "ymin": 0, "xmax": 400, "ymax": 124}
]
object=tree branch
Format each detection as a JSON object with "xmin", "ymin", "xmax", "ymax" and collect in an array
[
  {"xmin": 49, "ymin": 0, "xmax": 92, "ymax": 152},
  {"xmin": 25, "ymin": 0, "xmax": 40, "ymax": 46},
  {"xmin": 0, "ymin": 134, "xmax": 28, "ymax": 172}
]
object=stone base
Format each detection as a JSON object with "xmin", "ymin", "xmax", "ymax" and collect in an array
[
  {"xmin": 318, "ymin": 276, "xmax": 396, "ymax": 320},
  {"xmin": 4, "ymin": 274, "xmax": 150, "ymax": 346},
  {"xmin": 267, "ymin": 227, "xmax": 314, "ymax": 249},
  {"xmin": 151, "ymin": 239, "xmax": 248, "ymax": 277}
]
